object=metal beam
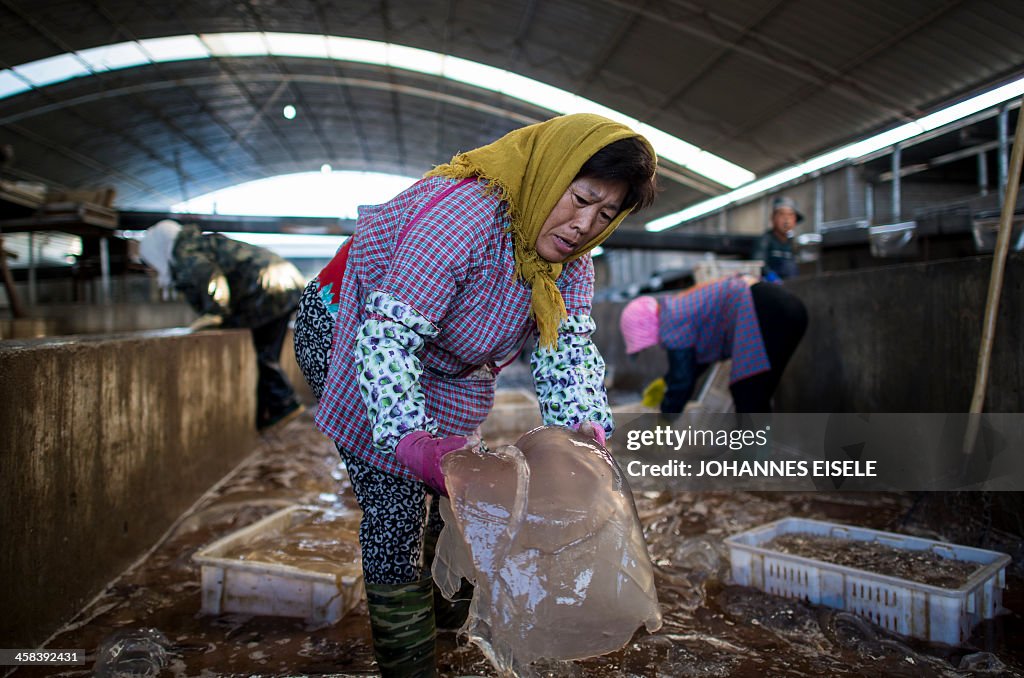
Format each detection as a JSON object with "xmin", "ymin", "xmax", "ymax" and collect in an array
[
  {"xmin": 117, "ymin": 210, "xmax": 358, "ymax": 235},
  {"xmin": 164, "ymin": 6, "xmax": 302, "ymax": 169},
  {"xmin": 695, "ymin": 0, "xmax": 965, "ymax": 152},
  {"xmin": 1, "ymin": 72, "xmax": 708, "ymax": 202},
  {"xmin": 0, "ymin": 74, "xmax": 541, "ymax": 129},
  {"xmin": 875, "ymin": 140, "xmax": 1004, "ymax": 182},
  {"xmin": 602, "ymin": 228, "xmax": 758, "ymax": 253},
  {"xmin": 648, "ymin": 0, "xmax": 787, "ymax": 125},
  {"xmin": 0, "ymin": 1, "xmax": 217, "ymax": 188},
  {"xmin": 575, "ymin": 0, "xmax": 647, "ymax": 92},
  {"xmin": 2, "ymin": 123, "xmax": 178, "ymax": 201},
  {"xmin": 83, "ymin": 0, "xmax": 262, "ymax": 189},
  {"xmin": 117, "ymin": 210, "xmax": 758, "ymax": 253},
  {"xmin": 237, "ymin": 0, "xmax": 336, "ymax": 163}
]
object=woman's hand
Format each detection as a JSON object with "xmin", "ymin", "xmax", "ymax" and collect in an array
[
  {"xmin": 394, "ymin": 431, "xmax": 469, "ymax": 495},
  {"xmin": 575, "ymin": 421, "xmax": 607, "ymax": 447}
]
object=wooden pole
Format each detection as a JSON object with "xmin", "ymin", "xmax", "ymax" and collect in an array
[
  {"xmin": 0, "ymin": 235, "xmax": 26, "ymax": 319},
  {"xmin": 963, "ymin": 97, "xmax": 1024, "ymax": 456}
]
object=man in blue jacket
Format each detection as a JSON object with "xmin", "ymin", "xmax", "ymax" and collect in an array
[{"xmin": 752, "ymin": 196, "xmax": 802, "ymax": 280}]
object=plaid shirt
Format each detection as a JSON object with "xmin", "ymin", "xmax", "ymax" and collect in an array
[
  {"xmin": 659, "ymin": 276, "xmax": 770, "ymax": 384},
  {"xmin": 314, "ymin": 177, "xmax": 595, "ymax": 479}
]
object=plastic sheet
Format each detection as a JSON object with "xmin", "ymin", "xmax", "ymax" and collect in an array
[{"xmin": 433, "ymin": 426, "xmax": 662, "ymax": 675}]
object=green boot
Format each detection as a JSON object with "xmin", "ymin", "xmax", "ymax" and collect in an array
[
  {"xmin": 364, "ymin": 578, "xmax": 437, "ymax": 677},
  {"xmin": 422, "ymin": 524, "xmax": 473, "ymax": 632}
]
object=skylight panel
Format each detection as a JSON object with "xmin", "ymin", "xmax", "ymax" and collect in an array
[
  {"xmin": 0, "ymin": 70, "xmax": 31, "ymax": 98},
  {"xmin": 386, "ymin": 44, "xmax": 443, "ymax": 77},
  {"xmin": 0, "ymin": 31, "xmax": 759, "ymax": 189},
  {"xmin": 687, "ymin": 150, "xmax": 759, "ymax": 189},
  {"xmin": 78, "ymin": 41, "xmax": 151, "ymax": 72},
  {"xmin": 840, "ymin": 123, "xmax": 923, "ymax": 160},
  {"xmin": 644, "ymin": 74, "xmax": 1024, "ymax": 231},
  {"xmin": 326, "ymin": 36, "xmax": 387, "ymax": 65},
  {"xmin": 636, "ymin": 127, "xmax": 702, "ymax": 166},
  {"xmin": 172, "ymin": 170, "xmax": 418, "ymax": 218},
  {"xmin": 919, "ymin": 78, "xmax": 1024, "ymax": 132},
  {"xmin": 443, "ymin": 56, "xmax": 496, "ymax": 88},
  {"xmin": 12, "ymin": 53, "xmax": 89, "ymax": 87},
  {"xmin": 264, "ymin": 32, "xmax": 328, "ymax": 59},
  {"xmin": 200, "ymin": 33, "xmax": 269, "ymax": 57},
  {"xmin": 138, "ymin": 35, "xmax": 210, "ymax": 62}
]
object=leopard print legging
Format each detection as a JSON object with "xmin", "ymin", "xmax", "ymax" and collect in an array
[{"xmin": 293, "ymin": 278, "xmax": 443, "ymax": 584}]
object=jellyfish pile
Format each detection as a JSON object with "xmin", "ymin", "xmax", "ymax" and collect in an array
[{"xmin": 433, "ymin": 426, "xmax": 662, "ymax": 674}]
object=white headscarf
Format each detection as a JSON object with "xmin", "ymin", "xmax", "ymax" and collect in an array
[{"xmin": 139, "ymin": 219, "xmax": 183, "ymax": 289}]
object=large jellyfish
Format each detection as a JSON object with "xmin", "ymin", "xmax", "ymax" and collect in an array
[{"xmin": 433, "ymin": 426, "xmax": 662, "ymax": 675}]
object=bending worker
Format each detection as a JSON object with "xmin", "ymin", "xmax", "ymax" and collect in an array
[
  {"xmin": 139, "ymin": 219, "xmax": 305, "ymax": 431},
  {"xmin": 620, "ymin": 275, "xmax": 807, "ymax": 413},
  {"xmin": 293, "ymin": 113, "xmax": 657, "ymax": 676}
]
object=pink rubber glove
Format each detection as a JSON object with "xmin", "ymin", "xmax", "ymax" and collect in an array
[
  {"xmin": 394, "ymin": 431, "xmax": 468, "ymax": 495},
  {"xmin": 576, "ymin": 421, "xmax": 607, "ymax": 447}
]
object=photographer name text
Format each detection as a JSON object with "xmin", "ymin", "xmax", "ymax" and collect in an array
[{"xmin": 626, "ymin": 458, "xmax": 877, "ymax": 478}]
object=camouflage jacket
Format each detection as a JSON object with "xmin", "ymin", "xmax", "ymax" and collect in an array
[{"xmin": 170, "ymin": 224, "xmax": 304, "ymax": 328}]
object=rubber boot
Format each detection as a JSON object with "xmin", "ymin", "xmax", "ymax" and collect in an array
[
  {"xmin": 364, "ymin": 578, "xmax": 437, "ymax": 678},
  {"xmin": 433, "ymin": 579, "xmax": 473, "ymax": 632},
  {"xmin": 421, "ymin": 524, "xmax": 473, "ymax": 632}
]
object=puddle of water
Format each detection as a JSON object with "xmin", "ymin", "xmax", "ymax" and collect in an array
[{"xmin": 218, "ymin": 508, "xmax": 362, "ymax": 576}]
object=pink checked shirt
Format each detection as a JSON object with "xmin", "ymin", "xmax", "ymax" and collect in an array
[
  {"xmin": 659, "ymin": 276, "xmax": 771, "ymax": 384},
  {"xmin": 314, "ymin": 177, "xmax": 595, "ymax": 478}
]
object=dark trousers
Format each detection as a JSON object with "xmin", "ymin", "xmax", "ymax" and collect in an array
[
  {"xmin": 251, "ymin": 312, "xmax": 299, "ymax": 424},
  {"xmin": 661, "ymin": 283, "xmax": 807, "ymax": 414},
  {"xmin": 729, "ymin": 282, "xmax": 808, "ymax": 412},
  {"xmin": 661, "ymin": 347, "xmax": 705, "ymax": 414}
]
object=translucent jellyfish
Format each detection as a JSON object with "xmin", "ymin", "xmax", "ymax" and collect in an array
[{"xmin": 433, "ymin": 426, "xmax": 662, "ymax": 675}]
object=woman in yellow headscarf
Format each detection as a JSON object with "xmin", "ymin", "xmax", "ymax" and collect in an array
[{"xmin": 293, "ymin": 113, "xmax": 656, "ymax": 675}]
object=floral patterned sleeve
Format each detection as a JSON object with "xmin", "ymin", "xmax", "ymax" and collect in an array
[
  {"xmin": 354, "ymin": 290, "xmax": 440, "ymax": 454},
  {"xmin": 530, "ymin": 314, "xmax": 614, "ymax": 437}
]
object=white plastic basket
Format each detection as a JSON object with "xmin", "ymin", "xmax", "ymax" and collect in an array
[
  {"xmin": 724, "ymin": 517, "xmax": 1011, "ymax": 645},
  {"xmin": 193, "ymin": 505, "xmax": 363, "ymax": 625}
]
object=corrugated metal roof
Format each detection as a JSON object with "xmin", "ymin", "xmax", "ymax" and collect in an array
[{"xmin": 0, "ymin": 0, "xmax": 1021, "ymax": 220}]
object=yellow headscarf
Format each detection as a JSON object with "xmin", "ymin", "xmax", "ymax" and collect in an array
[{"xmin": 425, "ymin": 113, "xmax": 655, "ymax": 349}]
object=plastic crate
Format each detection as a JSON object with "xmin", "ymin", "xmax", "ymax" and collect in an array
[
  {"xmin": 193, "ymin": 505, "xmax": 363, "ymax": 625},
  {"xmin": 724, "ymin": 517, "xmax": 1011, "ymax": 645}
]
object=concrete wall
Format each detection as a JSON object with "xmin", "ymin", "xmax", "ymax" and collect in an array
[
  {"xmin": 0, "ymin": 301, "xmax": 197, "ymax": 340},
  {"xmin": 0, "ymin": 329, "xmax": 257, "ymax": 647},
  {"xmin": 0, "ymin": 301, "xmax": 316, "ymax": 406},
  {"xmin": 775, "ymin": 253, "xmax": 1024, "ymax": 413},
  {"xmin": 594, "ymin": 253, "xmax": 1024, "ymax": 412}
]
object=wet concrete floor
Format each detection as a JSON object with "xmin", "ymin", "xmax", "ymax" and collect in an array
[{"xmin": 8, "ymin": 409, "xmax": 1023, "ymax": 678}]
